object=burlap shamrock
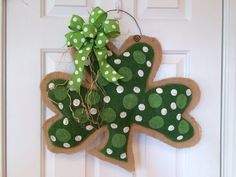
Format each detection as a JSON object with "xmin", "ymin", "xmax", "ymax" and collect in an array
[{"xmin": 41, "ymin": 35, "xmax": 201, "ymax": 171}]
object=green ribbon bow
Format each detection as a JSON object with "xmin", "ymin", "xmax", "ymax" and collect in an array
[{"xmin": 65, "ymin": 6, "xmax": 124, "ymax": 91}]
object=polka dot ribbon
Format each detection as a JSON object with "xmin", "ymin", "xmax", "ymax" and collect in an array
[{"xmin": 65, "ymin": 6, "xmax": 124, "ymax": 91}]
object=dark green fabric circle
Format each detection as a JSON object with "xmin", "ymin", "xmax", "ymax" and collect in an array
[
  {"xmin": 74, "ymin": 108, "xmax": 89, "ymax": 123},
  {"xmin": 111, "ymin": 133, "xmax": 126, "ymax": 148},
  {"xmin": 100, "ymin": 108, "xmax": 116, "ymax": 123},
  {"xmin": 149, "ymin": 116, "xmax": 164, "ymax": 129},
  {"xmin": 55, "ymin": 128, "xmax": 71, "ymax": 142},
  {"xmin": 176, "ymin": 94, "xmax": 187, "ymax": 109},
  {"xmin": 97, "ymin": 75, "xmax": 109, "ymax": 86},
  {"xmin": 148, "ymin": 93, "xmax": 162, "ymax": 108},
  {"xmin": 85, "ymin": 91, "xmax": 100, "ymax": 105},
  {"xmin": 133, "ymin": 50, "xmax": 146, "ymax": 64},
  {"xmin": 178, "ymin": 120, "xmax": 190, "ymax": 134},
  {"xmin": 53, "ymin": 87, "xmax": 67, "ymax": 101},
  {"xmin": 118, "ymin": 67, "xmax": 133, "ymax": 82},
  {"xmin": 123, "ymin": 94, "xmax": 138, "ymax": 110}
]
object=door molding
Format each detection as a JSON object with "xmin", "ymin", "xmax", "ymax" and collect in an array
[
  {"xmin": 221, "ymin": 0, "xmax": 236, "ymax": 177},
  {"xmin": 1, "ymin": 0, "xmax": 7, "ymax": 177}
]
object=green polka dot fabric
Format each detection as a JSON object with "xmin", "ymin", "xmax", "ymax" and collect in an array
[{"xmin": 41, "ymin": 36, "xmax": 200, "ymax": 171}]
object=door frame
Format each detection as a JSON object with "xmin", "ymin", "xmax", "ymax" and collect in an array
[{"xmin": 1, "ymin": 0, "xmax": 235, "ymax": 177}]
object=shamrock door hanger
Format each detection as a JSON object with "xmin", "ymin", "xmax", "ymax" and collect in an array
[{"xmin": 40, "ymin": 7, "xmax": 201, "ymax": 171}]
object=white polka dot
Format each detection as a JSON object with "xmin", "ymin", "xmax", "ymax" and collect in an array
[
  {"xmin": 48, "ymin": 83, "xmax": 55, "ymax": 90},
  {"xmin": 86, "ymin": 47, "xmax": 90, "ymax": 51},
  {"xmin": 142, "ymin": 46, "xmax": 149, "ymax": 53},
  {"xmin": 90, "ymin": 108, "xmax": 97, "ymax": 115},
  {"xmin": 75, "ymin": 70, "xmax": 79, "ymax": 75},
  {"xmin": 79, "ymin": 67, "xmax": 83, "ymax": 72},
  {"xmin": 69, "ymin": 81, "xmax": 73, "ymax": 85},
  {"xmin": 76, "ymin": 25, "xmax": 81, "ymax": 30},
  {"xmin": 105, "ymin": 71, "xmax": 109, "ymax": 75},
  {"xmin": 168, "ymin": 125, "xmax": 175, "ymax": 131},
  {"xmin": 110, "ymin": 123, "xmax": 118, "ymax": 129},
  {"xmin": 138, "ymin": 70, "xmax": 144, "ymax": 77},
  {"xmin": 116, "ymin": 85, "xmax": 124, "ymax": 93},
  {"xmin": 112, "ymin": 24, "xmax": 116, "ymax": 29},
  {"xmin": 112, "ymin": 77, "xmax": 117, "ymax": 82},
  {"xmin": 81, "ymin": 56, "xmax": 86, "ymax": 61},
  {"xmin": 177, "ymin": 135, "xmax": 183, "ymax": 140},
  {"xmin": 58, "ymin": 103, "xmax": 63, "ymax": 110},
  {"xmin": 75, "ymin": 60, "xmax": 79, "ymax": 64},
  {"xmin": 103, "ymin": 96, "xmax": 111, "ymax": 103},
  {"xmin": 135, "ymin": 115, "xmax": 143, "ymax": 122},
  {"xmin": 146, "ymin": 60, "xmax": 152, "ymax": 67},
  {"xmin": 72, "ymin": 17, "xmax": 77, "ymax": 22},
  {"xmin": 120, "ymin": 153, "xmax": 127, "ymax": 159},
  {"xmin": 99, "ymin": 33, "xmax": 104, "ymax": 36},
  {"xmin": 105, "ymin": 20, "xmax": 109, "ymax": 24},
  {"xmin": 63, "ymin": 143, "xmax": 70, "ymax": 148},
  {"xmin": 101, "ymin": 61, "xmax": 104, "ymax": 66},
  {"xmin": 73, "ymin": 38, "xmax": 77, "ymax": 43},
  {"xmin": 89, "ymin": 33, "xmax": 94, "ymax": 38},
  {"xmin": 73, "ymin": 99, "xmax": 80, "ymax": 106},
  {"xmin": 171, "ymin": 89, "xmax": 178, "ymax": 96},
  {"xmin": 161, "ymin": 108, "xmax": 167, "ymax": 115},
  {"xmin": 123, "ymin": 127, "xmax": 129, "ymax": 133},
  {"xmin": 78, "ymin": 50, "xmax": 83, "ymax": 53},
  {"xmin": 186, "ymin": 89, "xmax": 192, "ymax": 96},
  {"xmin": 106, "ymin": 39, "xmax": 109, "ymax": 43},
  {"xmin": 98, "ymin": 10, "xmax": 102, "ymax": 14},
  {"xmin": 67, "ymin": 41, "xmax": 71, "ymax": 45},
  {"xmin": 112, "ymin": 71, "xmax": 117, "ymax": 74},
  {"xmin": 176, "ymin": 113, "xmax": 181, "ymax": 120},
  {"xmin": 50, "ymin": 135, "xmax": 56, "ymax": 142},
  {"xmin": 63, "ymin": 118, "xmax": 69, "ymax": 125},
  {"xmin": 83, "ymin": 27, "xmax": 88, "ymax": 32},
  {"xmin": 170, "ymin": 102, "xmax": 177, "ymax": 110},
  {"xmin": 86, "ymin": 125, "xmax": 94, "ymax": 131},
  {"xmin": 81, "ymin": 38, "xmax": 85, "ymax": 42},
  {"xmin": 133, "ymin": 86, "xmax": 141, "ymax": 93},
  {"xmin": 114, "ymin": 59, "xmax": 121, "ymax": 64},
  {"xmin": 106, "ymin": 148, "xmax": 113, "ymax": 155},
  {"xmin": 98, "ymin": 51, "xmax": 103, "ymax": 55},
  {"xmin": 77, "ymin": 78, "xmax": 81, "ymax": 83},
  {"xmin": 120, "ymin": 112, "xmax": 127, "ymax": 118},
  {"xmin": 138, "ymin": 104, "xmax": 145, "ymax": 111},
  {"xmin": 91, "ymin": 11, "xmax": 95, "ymax": 16},
  {"xmin": 90, "ymin": 18, "xmax": 94, "ymax": 23},
  {"xmin": 98, "ymin": 40, "xmax": 102, "ymax": 45},
  {"xmin": 108, "ymin": 50, "xmax": 112, "ymax": 56},
  {"xmin": 156, "ymin": 88, "xmax": 163, "ymax": 94},
  {"xmin": 75, "ymin": 135, "xmax": 82, "ymax": 142},
  {"xmin": 105, "ymin": 64, "xmax": 110, "ymax": 68},
  {"xmin": 123, "ymin": 52, "xmax": 130, "ymax": 57}
]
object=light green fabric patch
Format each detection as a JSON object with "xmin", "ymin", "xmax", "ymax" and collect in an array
[
  {"xmin": 101, "ymin": 108, "xmax": 116, "ymax": 123},
  {"xmin": 118, "ymin": 67, "xmax": 133, "ymax": 82},
  {"xmin": 97, "ymin": 75, "xmax": 109, "ymax": 86},
  {"xmin": 55, "ymin": 128, "xmax": 71, "ymax": 142},
  {"xmin": 53, "ymin": 87, "xmax": 67, "ymax": 101},
  {"xmin": 111, "ymin": 133, "xmax": 126, "ymax": 148},
  {"xmin": 178, "ymin": 120, "xmax": 190, "ymax": 134},
  {"xmin": 149, "ymin": 116, "xmax": 164, "ymax": 129},
  {"xmin": 85, "ymin": 91, "xmax": 101, "ymax": 105},
  {"xmin": 123, "ymin": 94, "xmax": 138, "ymax": 110},
  {"xmin": 74, "ymin": 108, "xmax": 89, "ymax": 123},
  {"xmin": 148, "ymin": 93, "xmax": 162, "ymax": 108},
  {"xmin": 176, "ymin": 94, "xmax": 187, "ymax": 109},
  {"xmin": 133, "ymin": 50, "xmax": 146, "ymax": 64}
]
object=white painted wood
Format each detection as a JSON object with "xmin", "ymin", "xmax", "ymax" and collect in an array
[
  {"xmin": 6, "ymin": 0, "xmax": 223, "ymax": 177},
  {"xmin": 221, "ymin": 0, "xmax": 236, "ymax": 177}
]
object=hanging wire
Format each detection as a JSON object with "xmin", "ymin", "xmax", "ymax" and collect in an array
[{"xmin": 106, "ymin": 9, "xmax": 142, "ymax": 35}]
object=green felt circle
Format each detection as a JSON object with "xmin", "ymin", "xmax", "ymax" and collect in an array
[
  {"xmin": 85, "ymin": 91, "xmax": 100, "ymax": 105},
  {"xmin": 149, "ymin": 116, "xmax": 164, "ymax": 129},
  {"xmin": 176, "ymin": 94, "xmax": 188, "ymax": 109},
  {"xmin": 53, "ymin": 87, "xmax": 67, "ymax": 101},
  {"xmin": 118, "ymin": 67, "xmax": 133, "ymax": 82},
  {"xmin": 55, "ymin": 128, "xmax": 71, "ymax": 142},
  {"xmin": 97, "ymin": 75, "xmax": 109, "ymax": 86},
  {"xmin": 74, "ymin": 108, "xmax": 89, "ymax": 123},
  {"xmin": 133, "ymin": 50, "xmax": 146, "ymax": 64},
  {"xmin": 111, "ymin": 133, "xmax": 126, "ymax": 148},
  {"xmin": 148, "ymin": 93, "xmax": 162, "ymax": 108},
  {"xmin": 123, "ymin": 94, "xmax": 138, "ymax": 110},
  {"xmin": 100, "ymin": 108, "xmax": 116, "ymax": 123},
  {"xmin": 178, "ymin": 120, "xmax": 190, "ymax": 134}
]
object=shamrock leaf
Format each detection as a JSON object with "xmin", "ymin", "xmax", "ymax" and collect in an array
[{"xmin": 41, "ymin": 35, "xmax": 200, "ymax": 171}]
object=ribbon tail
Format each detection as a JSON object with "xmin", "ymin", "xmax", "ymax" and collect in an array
[{"xmin": 94, "ymin": 48, "xmax": 124, "ymax": 84}]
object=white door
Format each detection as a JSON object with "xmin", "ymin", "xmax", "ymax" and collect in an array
[{"xmin": 6, "ymin": 0, "xmax": 222, "ymax": 177}]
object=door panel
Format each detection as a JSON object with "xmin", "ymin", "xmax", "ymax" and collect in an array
[{"xmin": 7, "ymin": 0, "xmax": 222, "ymax": 177}]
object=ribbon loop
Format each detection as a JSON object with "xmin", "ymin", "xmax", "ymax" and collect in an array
[
  {"xmin": 69, "ymin": 15, "xmax": 85, "ymax": 31},
  {"xmin": 103, "ymin": 19, "xmax": 120, "ymax": 38},
  {"xmin": 89, "ymin": 7, "xmax": 107, "ymax": 28},
  {"xmin": 82, "ymin": 24, "xmax": 97, "ymax": 38},
  {"xmin": 95, "ymin": 32, "xmax": 108, "ymax": 48}
]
